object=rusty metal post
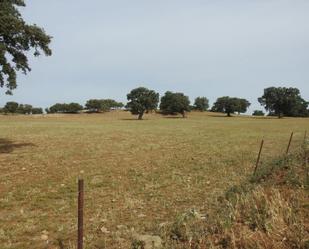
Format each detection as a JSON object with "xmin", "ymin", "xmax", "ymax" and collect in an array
[
  {"xmin": 254, "ymin": 140, "xmax": 264, "ymax": 174},
  {"xmin": 286, "ymin": 132, "xmax": 294, "ymax": 156},
  {"xmin": 78, "ymin": 179, "xmax": 84, "ymax": 249}
]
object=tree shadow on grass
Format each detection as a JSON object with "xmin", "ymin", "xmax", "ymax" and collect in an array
[
  {"xmin": 0, "ymin": 138, "xmax": 35, "ymax": 154},
  {"xmin": 207, "ymin": 114, "xmax": 233, "ymax": 118},
  {"xmin": 162, "ymin": 116, "xmax": 185, "ymax": 119},
  {"xmin": 120, "ymin": 118, "xmax": 153, "ymax": 121}
]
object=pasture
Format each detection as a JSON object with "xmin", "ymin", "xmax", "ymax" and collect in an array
[{"xmin": 0, "ymin": 111, "xmax": 308, "ymax": 248}]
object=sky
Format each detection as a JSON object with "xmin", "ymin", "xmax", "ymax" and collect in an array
[{"xmin": 1, "ymin": 0, "xmax": 309, "ymax": 112}]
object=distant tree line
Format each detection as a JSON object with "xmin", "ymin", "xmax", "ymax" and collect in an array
[
  {"xmin": 0, "ymin": 102, "xmax": 43, "ymax": 114},
  {"xmin": 1, "ymin": 86, "xmax": 308, "ymax": 119},
  {"xmin": 45, "ymin": 103, "xmax": 84, "ymax": 114}
]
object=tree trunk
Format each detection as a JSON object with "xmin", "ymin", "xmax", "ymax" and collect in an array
[
  {"xmin": 182, "ymin": 111, "xmax": 186, "ymax": 118},
  {"xmin": 138, "ymin": 112, "xmax": 143, "ymax": 120},
  {"xmin": 227, "ymin": 112, "xmax": 231, "ymax": 117}
]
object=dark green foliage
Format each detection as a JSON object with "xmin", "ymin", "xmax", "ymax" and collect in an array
[
  {"xmin": 258, "ymin": 87, "xmax": 309, "ymax": 118},
  {"xmin": 2, "ymin": 102, "xmax": 43, "ymax": 114},
  {"xmin": 0, "ymin": 0, "xmax": 52, "ymax": 93},
  {"xmin": 85, "ymin": 99, "xmax": 123, "ymax": 113},
  {"xmin": 193, "ymin": 97, "xmax": 209, "ymax": 111},
  {"xmin": 4, "ymin": 101, "xmax": 18, "ymax": 113},
  {"xmin": 67, "ymin": 103, "xmax": 83, "ymax": 113},
  {"xmin": 85, "ymin": 99, "xmax": 103, "ymax": 112},
  {"xmin": 212, "ymin": 97, "xmax": 250, "ymax": 116},
  {"xmin": 252, "ymin": 110, "xmax": 265, "ymax": 116},
  {"xmin": 126, "ymin": 87, "xmax": 159, "ymax": 120},
  {"xmin": 101, "ymin": 99, "xmax": 123, "ymax": 109},
  {"xmin": 235, "ymin": 98, "xmax": 251, "ymax": 114},
  {"xmin": 31, "ymin": 107, "xmax": 43, "ymax": 114},
  {"xmin": 17, "ymin": 104, "xmax": 32, "ymax": 114},
  {"xmin": 159, "ymin": 91, "xmax": 191, "ymax": 118},
  {"xmin": 47, "ymin": 103, "xmax": 83, "ymax": 114},
  {"xmin": 47, "ymin": 103, "xmax": 63, "ymax": 114}
]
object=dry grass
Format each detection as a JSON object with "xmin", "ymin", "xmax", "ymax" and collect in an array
[
  {"xmin": 159, "ymin": 148, "xmax": 309, "ymax": 249},
  {"xmin": 0, "ymin": 111, "xmax": 308, "ymax": 249}
]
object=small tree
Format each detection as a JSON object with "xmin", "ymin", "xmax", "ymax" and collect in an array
[
  {"xmin": 252, "ymin": 110, "xmax": 265, "ymax": 116},
  {"xmin": 47, "ymin": 103, "xmax": 83, "ymax": 114},
  {"xmin": 66, "ymin": 103, "xmax": 83, "ymax": 113},
  {"xmin": 211, "ymin": 97, "xmax": 239, "ymax": 117},
  {"xmin": 258, "ymin": 87, "xmax": 308, "ymax": 118},
  {"xmin": 85, "ymin": 99, "xmax": 104, "ymax": 112},
  {"xmin": 126, "ymin": 87, "xmax": 159, "ymax": 120},
  {"xmin": 4, "ymin": 101, "xmax": 19, "ymax": 113},
  {"xmin": 17, "ymin": 104, "xmax": 32, "ymax": 114},
  {"xmin": 235, "ymin": 98, "xmax": 251, "ymax": 114},
  {"xmin": 160, "ymin": 91, "xmax": 191, "ymax": 118},
  {"xmin": 48, "ymin": 103, "xmax": 64, "ymax": 113},
  {"xmin": 194, "ymin": 97, "xmax": 209, "ymax": 111},
  {"xmin": 102, "ymin": 99, "xmax": 124, "ymax": 110},
  {"xmin": 31, "ymin": 107, "xmax": 43, "ymax": 114}
]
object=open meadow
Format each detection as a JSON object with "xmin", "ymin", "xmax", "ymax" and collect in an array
[{"xmin": 0, "ymin": 111, "xmax": 308, "ymax": 249}]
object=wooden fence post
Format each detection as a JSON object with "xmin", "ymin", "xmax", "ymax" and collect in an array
[
  {"xmin": 304, "ymin": 131, "xmax": 308, "ymax": 166},
  {"xmin": 78, "ymin": 179, "xmax": 84, "ymax": 249},
  {"xmin": 286, "ymin": 132, "xmax": 294, "ymax": 156},
  {"xmin": 254, "ymin": 140, "xmax": 264, "ymax": 174}
]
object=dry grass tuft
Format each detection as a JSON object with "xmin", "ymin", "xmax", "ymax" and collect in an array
[{"xmin": 158, "ymin": 150, "xmax": 309, "ymax": 249}]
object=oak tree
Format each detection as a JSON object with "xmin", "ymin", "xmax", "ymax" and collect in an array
[{"xmin": 0, "ymin": 0, "xmax": 52, "ymax": 93}]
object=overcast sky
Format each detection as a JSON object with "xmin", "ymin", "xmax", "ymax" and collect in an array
[{"xmin": 1, "ymin": 0, "xmax": 309, "ymax": 112}]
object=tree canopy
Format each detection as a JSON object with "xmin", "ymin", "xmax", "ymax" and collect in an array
[
  {"xmin": 85, "ymin": 99, "xmax": 123, "ymax": 112},
  {"xmin": 235, "ymin": 98, "xmax": 251, "ymax": 114},
  {"xmin": 194, "ymin": 97, "xmax": 209, "ymax": 111},
  {"xmin": 126, "ymin": 87, "xmax": 159, "ymax": 120},
  {"xmin": 1, "ymin": 101, "xmax": 42, "ymax": 114},
  {"xmin": 46, "ymin": 103, "xmax": 83, "ymax": 114},
  {"xmin": 258, "ymin": 87, "xmax": 309, "ymax": 118},
  {"xmin": 212, "ymin": 97, "xmax": 250, "ymax": 116},
  {"xmin": 160, "ymin": 91, "xmax": 191, "ymax": 118},
  {"xmin": 31, "ymin": 107, "xmax": 43, "ymax": 114},
  {"xmin": 17, "ymin": 104, "xmax": 32, "ymax": 114},
  {"xmin": 4, "ymin": 101, "xmax": 18, "ymax": 113},
  {"xmin": 0, "ymin": 0, "xmax": 52, "ymax": 94}
]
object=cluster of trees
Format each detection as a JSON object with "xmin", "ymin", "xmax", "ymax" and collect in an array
[
  {"xmin": 85, "ymin": 99, "xmax": 124, "ymax": 112},
  {"xmin": 125, "ymin": 86, "xmax": 309, "ymax": 120},
  {"xmin": 45, "ymin": 103, "xmax": 83, "ymax": 114},
  {"xmin": 126, "ymin": 87, "xmax": 193, "ymax": 120},
  {"xmin": 257, "ymin": 87, "xmax": 309, "ymax": 118},
  {"xmin": 44, "ymin": 99, "xmax": 124, "ymax": 114},
  {"xmin": 0, "ymin": 102, "xmax": 43, "ymax": 114},
  {"xmin": 1, "ymin": 87, "xmax": 308, "ymax": 119},
  {"xmin": 125, "ymin": 87, "xmax": 251, "ymax": 119}
]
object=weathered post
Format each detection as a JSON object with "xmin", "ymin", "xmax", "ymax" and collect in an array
[
  {"xmin": 254, "ymin": 140, "xmax": 264, "ymax": 174},
  {"xmin": 286, "ymin": 132, "xmax": 294, "ymax": 156},
  {"xmin": 78, "ymin": 179, "xmax": 84, "ymax": 249},
  {"xmin": 304, "ymin": 131, "xmax": 308, "ymax": 166}
]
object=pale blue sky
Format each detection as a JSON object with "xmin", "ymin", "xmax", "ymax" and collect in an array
[{"xmin": 1, "ymin": 0, "xmax": 309, "ymax": 112}]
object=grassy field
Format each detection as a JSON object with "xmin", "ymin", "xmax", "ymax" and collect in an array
[{"xmin": 0, "ymin": 111, "xmax": 308, "ymax": 249}]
